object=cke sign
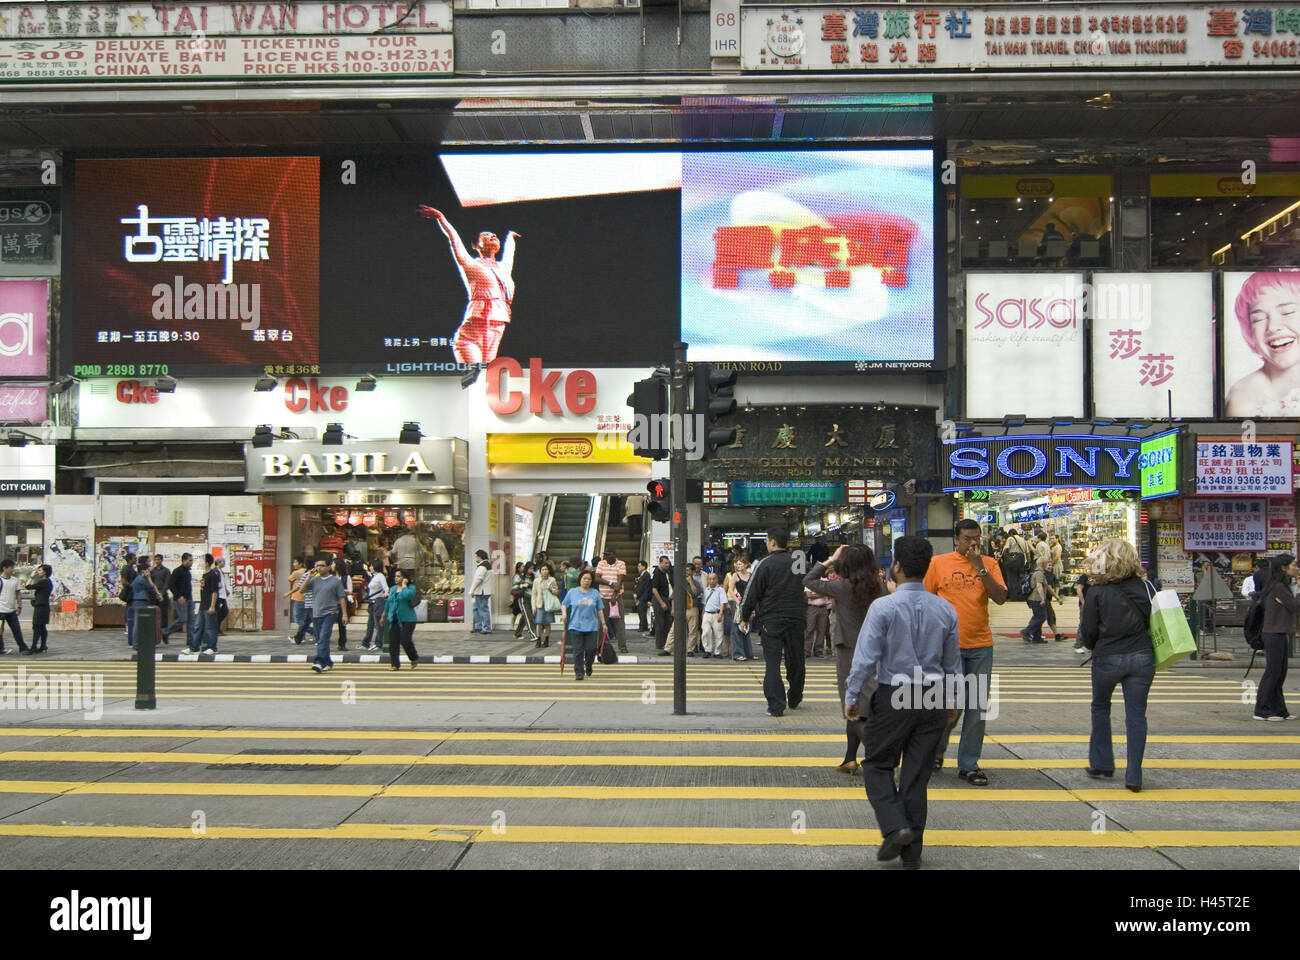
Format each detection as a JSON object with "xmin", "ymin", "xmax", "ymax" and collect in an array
[{"xmin": 943, "ymin": 435, "xmax": 1142, "ymax": 492}]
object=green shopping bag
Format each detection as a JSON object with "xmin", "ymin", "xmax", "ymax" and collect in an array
[{"xmin": 1146, "ymin": 583, "xmax": 1197, "ymax": 671}]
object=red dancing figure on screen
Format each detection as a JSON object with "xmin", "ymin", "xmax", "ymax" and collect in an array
[{"xmin": 417, "ymin": 205, "xmax": 520, "ymax": 364}]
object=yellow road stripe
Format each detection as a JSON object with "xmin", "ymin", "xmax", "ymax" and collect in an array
[
  {"xmin": 3, "ymin": 693, "xmax": 1251, "ymax": 703},
  {"xmin": 3, "ymin": 750, "xmax": 1299, "ymax": 769},
  {"xmin": 4, "ymin": 728, "xmax": 1296, "ymax": 745},
  {"xmin": 0, "ymin": 822, "xmax": 1295, "ymax": 847},
  {"xmin": 1, "ymin": 780, "xmax": 1297, "ymax": 802}
]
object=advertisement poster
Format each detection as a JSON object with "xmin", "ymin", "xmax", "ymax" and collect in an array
[
  {"xmin": 319, "ymin": 152, "xmax": 680, "ymax": 374},
  {"xmin": 1222, "ymin": 270, "xmax": 1300, "ymax": 418},
  {"xmin": 95, "ymin": 536, "xmax": 143, "ymax": 603},
  {"xmin": 964, "ymin": 272, "xmax": 1085, "ymax": 419},
  {"xmin": 0, "ymin": 279, "xmax": 49, "ymax": 378},
  {"xmin": 1183, "ymin": 498, "xmax": 1266, "ymax": 552},
  {"xmin": 681, "ymin": 149, "xmax": 935, "ymax": 370},
  {"xmin": 65, "ymin": 156, "xmax": 320, "ymax": 375},
  {"xmin": 1156, "ymin": 520, "xmax": 1195, "ymax": 591},
  {"xmin": 1195, "ymin": 440, "xmax": 1293, "ymax": 496},
  {"xmin": 1091, "ymin": 272, "xmax": 1213, "ymax": 418},
  {"xmin": 1267, "ymin": 499, "xmax": 1298, "ymax": 556}
]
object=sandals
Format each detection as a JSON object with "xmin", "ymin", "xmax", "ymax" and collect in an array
[
  {"xmin": 959, "ymin": 769, "xmax": 989, "ymax": 786},
  {"xmin": 835, "ymin": 760, "xmax": 860, "ymax": 774}
]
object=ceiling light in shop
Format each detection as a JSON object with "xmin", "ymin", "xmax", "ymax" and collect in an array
[
  {"xmin": 254, "ymin": 376, "xmax": 277, "ymax": 392},
  {"xmin": 155, "ymin": 376, "xmax": 177, "ymax": 393},
  {"xmin": 356, "ymin": 376, "xmax": 377, "ymax": 392}
]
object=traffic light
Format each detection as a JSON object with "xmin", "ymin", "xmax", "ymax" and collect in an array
[
  {"xmin": 627, "ymin": 376, "xmax": 668, "ymax": 460},
  {"xmin": 646, "ymin": 479, "xmax": 671, "ymax": 521},
  {"xmin": 691, "ymin": 363, "xmax": 737, "ymax": 459}
]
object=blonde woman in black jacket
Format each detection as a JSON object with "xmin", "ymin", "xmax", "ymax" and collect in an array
[
  {"xmin": 1077, "ymin": 538, "xmax": 1154, "ymax": 792},
  {"xmin": 1254, "ymin": 554, "xmax": 1298, "ymax": 722}
]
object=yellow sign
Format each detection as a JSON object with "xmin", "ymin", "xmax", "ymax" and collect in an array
[
  {"xmin": 1150, "ymin": 174, "xmax": 1300, "ymax": 198},
  {"xmin": 487, "ymin": 433, "xmax": 649, "ymax": 465},
  {"xmin": 962, "ymin": 175, "xmax": 1113, "ymax": 199}
]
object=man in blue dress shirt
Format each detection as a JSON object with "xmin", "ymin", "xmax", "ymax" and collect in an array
[{"xmin": 844, "ymin": 535, "xmax": 961, "ymax": 869}]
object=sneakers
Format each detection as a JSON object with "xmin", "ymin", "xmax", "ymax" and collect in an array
[
  {"xmin": 1074, "ymin": 646, "xmax": 1087, "ymax": 654},
  {"xmin": 312, "ymin": 663, "xmax": 324, "ymax": 673},
  {"xmin": 767, "ymin": 708, "xmax": 784, "ymax": 717},
  {"xmin": 199, "ymin": 648, "xmax": 215, "ymax": 656}
]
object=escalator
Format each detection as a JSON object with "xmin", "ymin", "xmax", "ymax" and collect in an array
[
  {"xmin": 545, "ymin": 494, "xmax": 591, "ymax": 564},
  {"xmin": 600, "ymin": 505, "xmax": 643, "ymax": 610}
]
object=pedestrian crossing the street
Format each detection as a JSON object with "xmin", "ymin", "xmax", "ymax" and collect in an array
[{"xmin": 0, "ymin": 661, "xmax": 1297, "ymax": 868}]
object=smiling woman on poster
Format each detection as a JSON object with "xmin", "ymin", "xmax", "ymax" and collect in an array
[
  {"xmin": 417, "ymin": 205, "xmax": 520, "ymax": 364},
  {"xmin": 1225, "ymin": 271, "xmax": 1300, "ymax": 417}
]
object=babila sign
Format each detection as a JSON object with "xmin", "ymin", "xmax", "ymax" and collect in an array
[
  {"xmin": 943, "ymin": 435, "xmax": 1142, "ymax": 492},
  {"xmin": 244, "ymin": 440, "xmax": 462, "ymax": 492}
]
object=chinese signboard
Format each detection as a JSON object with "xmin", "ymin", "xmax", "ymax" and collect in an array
[
  {"xmin": 1139, "ymin": 430, "xmax": 1180, "ymax": 499},
  {"xmin": 0, "ymin": 200, "xmax": 53, "ymax": 263},
  {"xmin": 1194, "ymin": 440, "xmax": 1293, "ymax": 495},
  {"xmin": 1156, "ymin": 518, "xmax": 1195, "ymax": 591},
  {"xmin": 741, "ymin": 3, "xmax": 1300, "ymax": 71},
  {"xmin": 0, "ymin": 3, "xmax": 452, "ymax": 37},
  {"xmin": 0, "ymin": 34, "xmax": 453, "ymax": 81},
  {"xmin": 686, "ymin": 405, "xmax": 935, "ymax": 486},
  {"xmin": 1183, "ymin": 498, "xmax": 1267, "ymax": 551},
  {"xmin": 1092, "ymin": 273, "xmax": 1214, "ymax": 419},
  {"xmin": 731, "ymin": 481, "xmax": 846, "ymax": 506},
  {"xmin": 1268, "ymin": 499, "xmax": 1298, "ymax": 555},
  {"xmin": 964, "ymin": 273, "xmax": 1084, "ymax": 420},
  {"xmin": 944, "ymin": 435, "xmax": 1142, "ymax": 492}
]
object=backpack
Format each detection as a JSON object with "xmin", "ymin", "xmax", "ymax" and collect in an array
[
  {"xmin": 1243, "ymin": 596, "xmax": 1265, "ymax": 651},
  {"xmin": 1003, "ymin": 537, "xmax": 1025, "ymax": 559},
  {"xmin": 1020, "ymin": 572, "xmax": 1036, "ymax": 598},
  {"xmin": 118, "ymin": 573, "xmax": 134, "ymax": 603}
]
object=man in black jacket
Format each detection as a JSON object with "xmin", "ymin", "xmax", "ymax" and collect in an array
[
  {"xmin": 740, "ymin": 527, "xmax": 807, "ymax": 717},
  {"xmin": 634, "ymin": 560, "xmax": 653, "ymax": 635},
  {"xmin": 151, "ymin": 554, "xmax": 172, "ymax": 637}
]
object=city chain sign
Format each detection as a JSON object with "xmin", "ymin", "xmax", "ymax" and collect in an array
[{"xmin": 741, "ymin": 3, "xmax": 1300, "ymax": 71}]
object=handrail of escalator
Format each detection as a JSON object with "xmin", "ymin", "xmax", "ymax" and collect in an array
[{"xmin": 536, "ymin": 495, "xmax": 557, "ymax": 559}]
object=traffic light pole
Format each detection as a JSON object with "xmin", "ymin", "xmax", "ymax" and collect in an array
[{"xmin": 671, "ymin": 341, "xmax": 688, "ymax": 716}]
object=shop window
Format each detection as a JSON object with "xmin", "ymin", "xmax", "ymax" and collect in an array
[
  {"xmin": 1150, "ymin": 190, "xmax": 1300, "ymax": 269},
  {"xmin": 960, "ymin": 175, "xmax": 1113, "ymax": 270},
  {"xmin": 1, "ymin": 510, "xmax": 43, "ymax": 581}
]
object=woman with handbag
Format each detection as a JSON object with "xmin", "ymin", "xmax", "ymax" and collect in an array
[
  {"xmin": 725, "ymin": 553, "xmax": 754, "ymax": 662},
  {"xmin": 382, "ymin": 569, "xmax": 420, "ymax": 670},
  {"xmin": 1253, "ymin": 554, "xmax": 1297, "ymax": 722},
  {"xmin": 803, "ymin": 544, "xmax": 884, "ymax": 773},
  {"xmin": 1077, "ymin": 538, "xmax": 1155, "ymax": 792},
  {"xmin": 562, "ymin": 569, "xmax": 606, "ymax": 680},
  {"xmin": 532, "ymin": 562, "xmax": 561, "ymax": 648}
]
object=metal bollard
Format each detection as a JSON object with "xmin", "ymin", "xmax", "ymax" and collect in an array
[{"xmin": 135, "ymin": 605, "xmax": 157, "ymax": 710}]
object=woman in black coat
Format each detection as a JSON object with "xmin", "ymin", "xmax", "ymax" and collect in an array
[
  {"xmin": 1253, "ymin": 554, "xmax": 1298, "ymax": 722},
  {"xmin": 1077, "ymin": 538, "xmax": 1154, "ymax": 792}
]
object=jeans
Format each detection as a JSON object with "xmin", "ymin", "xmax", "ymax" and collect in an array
[
  {"xmin": 198, "ymin": 610, "xmax": 219, "ymax": 652},
  {"xmin": 362, "ymin": 602, "xmax": 384, "ymax": 648},
  {"xmin": 473, "ymin": 594, "xmax": 492, "ymax": 633},
  {"xmin": 1024, "ymin": 601, "xmax": 1047, "ymax": 641},
  {"xmin": 759, "ymin": 620, "xmax": 805, "ymax": 713},
  {"xmin": 730, "ymin": 604, "xmax": 754, "ymax": 660},
  {"xmin": 0, "ymin": 610, "xmax": 26, "ymax": 651},
  {"xmin": 125, "ymin": 604, "xmax": 139, "ymax": 649},
  {"xmin": 1090, "ymin": 650, "xmax": 1155, "ymax": 787},
  {"xmin": 163, "ymin": 597, "xmax": 192, "ymax": 642},
  {"xmin": 313, "ymin": 612, "xmax": 338, "ymax": 667},
  {"xmin": 290, "ymin": 599, "xmax": 305, "ymax": 632},
  {"xmin": 1255, "ymin": 633, "xmax": 1291, "ymax": 718},
  {"xmin": 569, "ymin": 629, "xmax": 598, "ymax": 678},
  {"xmin": 936, "ymin": 646, "xmax": 994, "ymax": 774},
  {"xmin": 293, "ymin": 601, "xmax": 312, "ymax": 644}
]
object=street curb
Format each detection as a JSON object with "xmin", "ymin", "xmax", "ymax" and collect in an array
[{"xmin": 139, "ymin": 653, "xmax": 644, "ymax": 665}]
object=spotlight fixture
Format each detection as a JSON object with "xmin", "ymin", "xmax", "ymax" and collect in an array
[
  {"xmin": 155, "ymin": 376, "xmax": 177, "ymax": 393},
  {"xmin": 254, "ymin": 376, "xmax": 278, "ymax": 392},
  {"xmin": 252, "ymin": 424, "xmax": 275, "ymax": 449},
  {"xmin": 51, "ymin": 375, "xmax": 76, "ymax": 395},
  {"xmin": 6, "ymin": 432, "xmax": 27, "ymax": 447},
  {"xmin": 460, "ymin": 366, "xmax": 482, "ymax": 390},
  {"xmin": 1002, "ymin": 414, "xmax": 1027, "ymax": 428},
  {"xmin": 322, "ymin": 422, "xmax": 345, "ymax": 445},
  {"xmin": 1127, "ymin": 420, "xmax": 1151, "ymax": 431},
  {"xmin": 399, "ymin": 421, "xmax": 423, "ymax": 444},
  {"xmin": 356, "ymin": 375, "xmax": 377, "ymax": 392}
]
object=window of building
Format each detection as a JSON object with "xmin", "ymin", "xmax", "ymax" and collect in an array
[
  {"xmin": 960, "ymin": 174, "xmax": 1114, "ymax": 270},
  {"xmin": 1150, "ymin": 174, "xmax": 1300, "ymax": 268}
]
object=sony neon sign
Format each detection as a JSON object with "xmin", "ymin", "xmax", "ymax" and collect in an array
[{"xmin": 943, "ymin": 436, "xmax": 1141, "ymax": 491}]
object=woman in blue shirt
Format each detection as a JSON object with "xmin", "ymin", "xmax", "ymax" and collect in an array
[
  {"xmin": 562, "ymin": 569, "xmax": 607, "ymax": 681},
  {"xmin": 382, "ymin": 569, "xmax": 420, "ymax": 670}
]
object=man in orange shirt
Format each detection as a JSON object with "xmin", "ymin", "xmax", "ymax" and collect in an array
[{"xmin": 923, "ymin": 518, "xmax": 1007, "ymax": 786}]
